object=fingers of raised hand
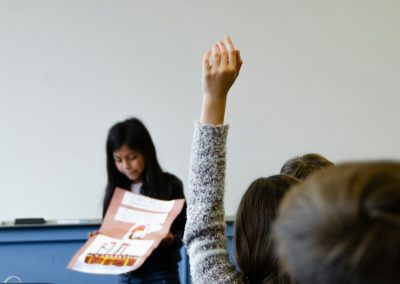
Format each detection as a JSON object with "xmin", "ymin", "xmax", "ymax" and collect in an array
[
  {"xmin": 203, "ymin": 49, "xmax": 212, "ymax": 76},
  {"xmin": 224, "ymin": 35, "xmax": 237, "ymax": 70},
  {"xmin": 211, "ymin": 43, "xmax": 221, "ymax": 73},
  {"xmin": 217, "ymin": 40, "xmax": 228, "ymax": 70}
]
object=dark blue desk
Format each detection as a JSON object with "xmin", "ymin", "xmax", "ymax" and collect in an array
[{"xmin": 0, "ymin": 219, "xmax": 235, "ymax": 284}]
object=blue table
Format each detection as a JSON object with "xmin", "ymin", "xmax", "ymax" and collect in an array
[{"xmin": 0, "ymin": 219, "xmax": 235, "ymax": 284}]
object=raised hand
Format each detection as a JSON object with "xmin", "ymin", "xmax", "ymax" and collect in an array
[{"xmin": 200, "ymin": 35, "xmax": 243, "ymax": 125}]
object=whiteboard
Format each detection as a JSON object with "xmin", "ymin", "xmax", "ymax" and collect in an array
[{"xmin": 1, "ymin": 0, "xmax": 400, "ymax": 221}]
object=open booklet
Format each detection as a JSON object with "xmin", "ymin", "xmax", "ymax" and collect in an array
[{"xmin": 67, "ymin": 187, "xmax": 185, "ymax": 275}]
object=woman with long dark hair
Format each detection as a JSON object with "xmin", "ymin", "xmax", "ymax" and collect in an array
[{"xmin": 104, "ymin": 117, "xmax": 186, "ymax": 284}]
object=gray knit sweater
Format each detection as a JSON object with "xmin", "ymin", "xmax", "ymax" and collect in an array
[{"xmin": 183, "ymin": 122, "xmax": 246, "ymax": 284}]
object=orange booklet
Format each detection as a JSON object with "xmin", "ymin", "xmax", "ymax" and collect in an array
[{"xmin": 67, "ymin": 187, "xmax": 185, "ymax": 274}]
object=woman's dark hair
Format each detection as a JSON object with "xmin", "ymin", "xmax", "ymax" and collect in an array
[
  {"xmin": 274, "ymin": 162, "xmax": 400, "ymax": 284},
  {"xmin": 280, "ymin": 153, "xmax": 334, "ymax": 180},
  {"xmin": 103, "ymin": 117, "xmax": 164, "ymax": 216},
  {"xmin": 235, "ymin": 175, "xmax": 300, "ymax": 284}
]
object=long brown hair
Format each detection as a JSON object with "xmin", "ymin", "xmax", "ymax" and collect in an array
[
  {"xmin": 274, "ymin": 162, "xmax": 400, "ymax": 284},
  {"xmin": 235, "ymin": 175, "xmax": 299, "ymax": 284}
]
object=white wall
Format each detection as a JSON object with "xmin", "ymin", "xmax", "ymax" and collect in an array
[{"xmin": 1, "ymin": 0, "xmax": 399, "ymax": 221}]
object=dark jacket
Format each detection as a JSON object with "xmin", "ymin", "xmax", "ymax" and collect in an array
[{"xmin": 131, "ymin": 172, "xmax": 186, "ymax": 276}]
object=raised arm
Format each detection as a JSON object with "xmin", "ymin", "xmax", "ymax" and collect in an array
[
  {"xmin": 200, "ymin": 35, "xmax": 242, "ymax": 125},
  {"xmin": 183, "ymin": 35, "xmax": 244, "ymax": 284}
]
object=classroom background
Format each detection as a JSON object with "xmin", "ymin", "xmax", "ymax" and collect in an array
[{"xmin": 1, "ymin": 0, "xmax": 400, "ymax": 224}]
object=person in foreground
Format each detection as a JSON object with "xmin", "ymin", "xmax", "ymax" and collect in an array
[
  {"xmin": 104, "ymin": 117, "xmax": 186, "ymax": 284},
  {"xmin": 274, "ymin": 162, "xmax": 400, "ymax": 284},
  {"xmin": 183, "ymin": 35, "xmax": 298, "ymax": 284}
]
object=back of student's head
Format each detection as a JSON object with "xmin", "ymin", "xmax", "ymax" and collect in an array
[
  {"xmin": 235, "ymin": 175, "xmax": 300, "ymax": 284},
  {"xmin": 280, "ymin": 153, "xmax": 334, "ymax": 180},
  {"xmin": 274, "ymin": 162, "xmax": 400, "ymax": 284}
]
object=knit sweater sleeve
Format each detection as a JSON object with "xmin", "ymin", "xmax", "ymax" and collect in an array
[{"xmin": 183, "ymin": 122, "xmax": 246, "ymax": 284}]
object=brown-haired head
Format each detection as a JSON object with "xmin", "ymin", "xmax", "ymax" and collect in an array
[
  {"xmin": 274, "ymin": 161, "xmax": 400, "ymax": 284},
  {"xmin": 280, "ymin": 153, "xmax": 334, "ymax": 180},
  {"xmin": 235, "ymin": 175, "xmax": 300, "ymax": 284}
]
